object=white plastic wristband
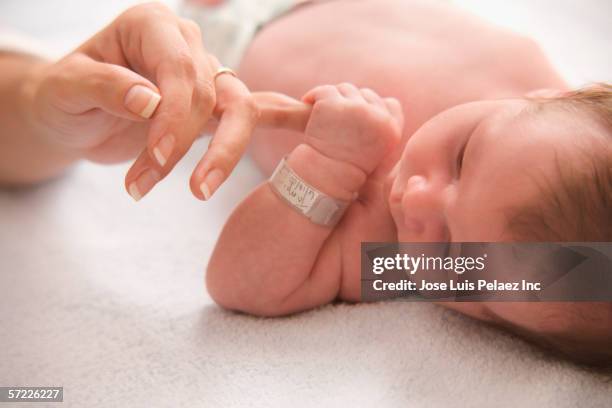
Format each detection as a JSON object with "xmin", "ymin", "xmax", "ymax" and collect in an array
[{"xmin": 268, "ymin": 157, "xmax": 351, "ymax": 227}]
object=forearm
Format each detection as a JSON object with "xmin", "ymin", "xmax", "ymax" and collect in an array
[
  {"xmin": 207, "ymin": 143, "xmax": 366, "ymax": 315},
  {"xmin": 0, "ymin": 53, "xmax": 77, "ymax": 186}
]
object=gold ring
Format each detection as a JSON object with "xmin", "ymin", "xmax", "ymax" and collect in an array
[{"xmin": 214, "ymin": 67, "xmax": 237, "ymax": 80}]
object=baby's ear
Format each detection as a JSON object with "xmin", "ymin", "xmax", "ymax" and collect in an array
[{"xmin": 524, "ymin": 88, "xmax": 566, "ymax": 99}]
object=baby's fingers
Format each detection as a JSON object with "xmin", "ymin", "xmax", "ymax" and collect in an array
[
  {"xmin": 337, "ymin": 83, "xmax": 366, "ymax": 102},
  {"xmin": 360, "ymin": 88, "xmax": 386, "ymax": 110},
  {"xmin": 384, "ymin": 97, "xmax": 405, "ymax": 132},
  {"xmin": 302, "ymin": 85, "xmax": 343, "ymax": 104}
]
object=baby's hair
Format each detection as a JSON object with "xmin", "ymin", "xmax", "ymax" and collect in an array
[
  {"xmin": 506, "ymin": 83, "xmax": 612, "ymax": 367},
  {"xmin": 509, "ymin": 83, "xmax": 612, "ymax": 242},
  {"xmin": 485, "ymin": 304, "xmax": 612, "ymax": 371}
]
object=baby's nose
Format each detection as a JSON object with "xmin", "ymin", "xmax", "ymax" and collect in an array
[{"xmin": 401, "ymin": 175, "xmax": 449, "ymax": 241}]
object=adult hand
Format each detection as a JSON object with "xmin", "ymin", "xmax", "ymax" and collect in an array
[
  {"xmin": 22, "ymin": 2, "xmax": 265, "ymax": 201},
  {"xmin": 189, "ymin": 90, "xmax": 312, "ymax": 199}
]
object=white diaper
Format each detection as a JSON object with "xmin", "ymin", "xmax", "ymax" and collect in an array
[{"xmin": 180, "ymin": 0, "xmax": 312, "ymax": 69}]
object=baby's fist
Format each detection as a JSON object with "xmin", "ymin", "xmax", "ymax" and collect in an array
[{"xmin": 302, "ymin": 83, "xmax": 403, "ymax": 175}]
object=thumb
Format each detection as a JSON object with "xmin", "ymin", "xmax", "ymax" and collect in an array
[{"xmin": 51, "ymin": 53, "xmax": 161, "ymax": 120}]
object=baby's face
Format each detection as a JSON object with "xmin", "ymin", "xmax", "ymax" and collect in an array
[
  {"xmin": 387, "ymin": 98, "xmax": 580, "ymax": 243},
  {"xmin": 386, "ymin": 100, "xmax": 612, "ymax": 362}
]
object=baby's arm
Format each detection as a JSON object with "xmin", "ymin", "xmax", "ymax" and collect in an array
[{"xmin": 207, "ymin": 84, "xmax": 403, "ymax": 316}]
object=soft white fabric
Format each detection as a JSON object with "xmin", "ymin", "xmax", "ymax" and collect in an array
[
  {"xmin": 2, "ymin": 143, "xmax": 611, "ymax": 407},
  {"xmin": 0, "ymin": 0, "xmax": 611, "ymax": 406},
  {"xmin": 180, "ymin": 0, "xmax": 304, "ymax": 69}
]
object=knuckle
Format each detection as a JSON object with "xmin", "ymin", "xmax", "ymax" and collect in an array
[
  {"xmin": 211, "ymin": 143, "xmax": 240, "ymax": 167},
  {"xmin": 193, "ymin": 79, "xmax": 216, "ymax": 112},
  {"xmin": 85, "ymin": 72, "xmax": 108, "ymax": 94},
  {"xmin": 48, "ymin": 54, "xmax": 84, "ymax": 89},
  {"xmin": 386, "ymin": 97, "xmax": 400, "ymax": 106},
  {"xmin": 158, "ymin": 104, "xmax": 190, "ymax": 124},
  {"xmin": 174, "ymin": 51, "xmax": 197, "ymax": 82},
  {"xmin": 45, "ymin": 70, "xmax": 69, "ymax": 100},
  {"xmin": 361, "ymin": 88, "xmax": 376, "ymax": 98},
  {"xmin": 137, "ymin": 2, "xmax": 171, "ymax": 16},
  {"xmin": 349, "ymin": 102, "xmax": 371, "ymax": 116},
  {"xmin": 121, "ymin": 2, "xmax": 171, "ymax": 24},
  {"xmin": 62, "ymin": 53, "xmax": 86, "ymax": 71},
  {"xmin": 319, "ymin": 84, "xmax": 336, "ymax": 94},
  {"xmin": 95, "ymin": 64, "xmax": 121, "ymax": 85},
  {"xmin": 235, "ymin": 95, "xmax": 260, "ymax": 120},
  {"xmin": 181, "ymin": 19, "xmax": 202, "ymax": 37}
]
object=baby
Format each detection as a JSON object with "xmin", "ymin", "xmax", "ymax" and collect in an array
[
  {"xmin": 207, "ymin": 82, "xmax": 612, "ymax": 365},
  {"xmin": 197, "ymin": 0, "xmax": 611, "ymax": 365}
]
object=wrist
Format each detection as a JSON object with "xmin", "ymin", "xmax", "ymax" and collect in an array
[
  {"xmin": 286, "ymin": 143, "xmax": 367, "ymax": 202},
  {"xmin": 17, "ymin": 58, "xmax": 48, "ymax": 134},
  {"xmin": 17, "ymin": 58, "xmax": 82, "ymax": 160}
]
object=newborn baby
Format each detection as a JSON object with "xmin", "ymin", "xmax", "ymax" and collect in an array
[
  {"xmin": 208, "ymin": 82, "xmax": 612, "ymax": 365},
  {"xmin": 200, "ymin": 0, "xmax": 612, "ymax": 365}
]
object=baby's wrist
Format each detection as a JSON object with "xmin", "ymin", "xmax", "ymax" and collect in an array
[{"xmin": 286, "ymin": 144, "xmax": 367, "ymax": 202}]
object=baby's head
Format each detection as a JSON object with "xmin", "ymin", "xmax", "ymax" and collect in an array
[
  {"xmin": 388, "ymin": 83, "xmax": 611, "ymax": 243},
  {"xmin": 387, "ymin": 83, "xmax": 612, "ymax": 366}
]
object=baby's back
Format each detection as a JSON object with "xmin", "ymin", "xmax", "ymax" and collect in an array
[{"xmin": 240, "ymin": 0, "xmax": 565, "ymax": 172}]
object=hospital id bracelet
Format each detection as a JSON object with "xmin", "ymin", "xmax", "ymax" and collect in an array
[{"xmin": 268, "ymin": 157, "xmax": 351, "ymax": 227}]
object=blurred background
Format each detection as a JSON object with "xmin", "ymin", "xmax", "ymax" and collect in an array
[{"xmin": 1, "ymin": 0, "xmax": 610, "ymax": 86}]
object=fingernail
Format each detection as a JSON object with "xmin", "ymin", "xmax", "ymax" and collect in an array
[
  {"xmin": 128, "ymin": 168, "xmax": 161, "ymax": 202},
  {"xmin": 153, "ymin": 134, "xmax": 175, "ymax": 167},
  {"xmin": 124, "ymin": 85, "xmax": 161, "ymax": 119},
  {"xmin": 128, "ymin": 183, "xmax": 142, "ymax": 202},
  {"xmin": 199, "ymin": 168, "xmax": 224, "ymax": 200}
]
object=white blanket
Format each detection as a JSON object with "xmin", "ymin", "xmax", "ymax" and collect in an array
[{"xmin": 1, "ymin": 0, "xmax": 611, "ymax": 406}]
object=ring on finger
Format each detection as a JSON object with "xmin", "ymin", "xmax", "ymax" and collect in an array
[{"xmin": 214, "ymin": 67, "xmax": 237, "ymax": 81}]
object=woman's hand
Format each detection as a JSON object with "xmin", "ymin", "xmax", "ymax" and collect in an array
[{"xmin": 21, "ymin": 2, "xmax": 261, "ymax": 200}]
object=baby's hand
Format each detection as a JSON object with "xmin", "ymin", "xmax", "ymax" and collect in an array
[{"xmin": 302, "ymin": 83, "xmax": 403, "ymax": 175}]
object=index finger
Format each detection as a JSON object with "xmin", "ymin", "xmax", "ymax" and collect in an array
[
  {"xmin": 190, "ymin": 74, "xmax": 259, "ymax": 200},
  {"xmin": 252, "ymin": 92, "xmax": 312, "ymax": 132}
]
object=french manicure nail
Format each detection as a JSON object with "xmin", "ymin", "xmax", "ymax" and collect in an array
[
  {"xmin": 199, "ymin": 168, "xmax": 224, "ymax": 200},
  {"xmin": 128, "ymin": 168, "xmax": 161, "ymax": 202},
  {"xmin": 128, "ymin": 183, "xmax": 142, "ymax": 202},
  {"xmin": 124, "ymin": 85, "xmax": 161, "ymax": 119},
  {"xmin": 153, "ymin": 134, "xmax": 175, "ymax": 167}
]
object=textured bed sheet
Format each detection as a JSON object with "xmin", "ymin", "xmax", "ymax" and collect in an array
[{"xmin": 0, "ymin": 0, "xmax": 611, "ymax": 406}]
